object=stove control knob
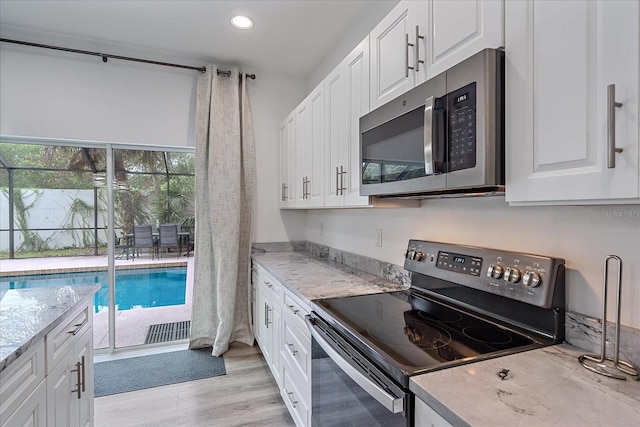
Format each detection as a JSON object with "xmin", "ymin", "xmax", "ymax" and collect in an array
[
  {"xmin": 413, "ymin": 251, "xmax": 425, "ymax": 261},
  {"xmin": 523, "ymin": 271, "xmax": 542, "ymax": 288},
  {"xmin": 504, "ymin": 267, "xmax": 522, "ymax": 283},
  {"xmin": 405, "ymin": 250, "xmax": 415, "ymax": 259},
  {"xmin": 487, "ymin": 264, "xmax": 504, "ymax": 279}
]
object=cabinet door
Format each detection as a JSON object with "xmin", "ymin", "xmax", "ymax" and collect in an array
[
  {"xmin": 370, "ymin": 1, "xmax": 423, "ymax": 110},
  {"xmin": 414, "ymin": 398, "xmax": 453, "ymax": 427},
  {"xmin": 47, "ymin": 351, "xmax": 73, "ymax": 426},
  {"xmin": 325, "ymin": 61, "xmax": 348, "ymax": 207},
  {"xmin": 268, "ymin": 294, "xmax": 282, "ymax": 387},
  {"xmin": 506, "ymin": 0, "xmax": 639, "ymax": 204},
  {"xmin": 280, "ymin": 112, "xmax": 297, "ymax": 208},
  {"xmin": 344, "ymin": 37, "xmax": 373, "ymax": 206},
  {"xmin": 424, "ymin": 0, "xmax": 503, "ymax": 80},
  {"xmin": 1, "ymin": 381, "xmax": 46, "ymax": 427},
  {"xmin": 47, "ymin": 330, "xmax": 93, "ymax": 427},
  {"xmin": 308, "ymin": 85, "xmax": 326, "ymax": 208},
  {"xmin": 75, "ymin": 331, "xmax": 93, "ymax": 427},
  {"xmin": 295, "ymin": 100, "xmax": 310, "ymax": 207}
]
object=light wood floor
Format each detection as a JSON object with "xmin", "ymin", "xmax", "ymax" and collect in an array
[{"xmin": 94, "ymin": 343, "xmax": 295, "ymax": 427}]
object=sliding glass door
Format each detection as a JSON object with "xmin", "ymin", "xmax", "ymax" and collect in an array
[
  {"xmin": 111, "ymin": 147, "xmax": 195, "ymax": 349},
  {"xmin": 0, "ymin": 138, "xmax": 194, "ymax": 353}
]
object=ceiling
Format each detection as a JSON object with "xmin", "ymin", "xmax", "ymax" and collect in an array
[{"xmin": 0, "ymin": 0, "xmax": 398, "ymax": 77}]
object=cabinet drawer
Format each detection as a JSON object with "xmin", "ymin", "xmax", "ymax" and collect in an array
[
  {"xmin": 283, "ymin": 292, "xmax": 310, "ymax": 335},
  {"xmin": 0, "ymin": 340, "xmax": 45, "ymax": 424},
  {"xmin": 46, "ymin": 303, "xmax": 91, "ymax": 372},
  {"xmin": 282, "ymin": 358, "xmax": 310, "ymax": 427},
  {"xmin": 257, "ymin": 268, "xmax": 281, "ymax": 300},
  {"xmin": 282, "ymin": 317, "xmax": 311, "ymax": 381}
]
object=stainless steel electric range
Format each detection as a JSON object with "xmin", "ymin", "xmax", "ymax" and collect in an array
[{"xmin": 306, "ymin": 240, "xmax": 565, "ymax": 427}]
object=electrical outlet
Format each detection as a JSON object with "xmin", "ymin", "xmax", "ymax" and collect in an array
[
  {"xmin": 320, "ymin": 223, "xmax": 324, "ymax": 236},
  {"xmin": 375, "ymin": 229, "xmax": 382, "ymax": 247}
]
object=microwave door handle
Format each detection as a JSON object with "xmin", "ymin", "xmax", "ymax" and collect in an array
[
  {"xmin": 424, "ymin": 96, "xmax": 435, "ymax": 175},
  {"xmin": 306, "ymin": 318, "xmax": 405, "ymax": 414}
]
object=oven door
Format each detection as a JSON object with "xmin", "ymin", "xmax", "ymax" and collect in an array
[{"xmin": 306, "ymin": 314, "xmax": 412, "ymax": 427}]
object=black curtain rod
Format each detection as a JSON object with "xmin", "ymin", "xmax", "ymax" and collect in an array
[{"xmin": 0, "ymin": 38, "xmax": 256, "ymax": 80}]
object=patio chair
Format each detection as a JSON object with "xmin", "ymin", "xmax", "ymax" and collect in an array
[
  {"xmin": 133, "ymin": 224, "xmax": 157, "ymax": 260},
  {"xmin": 158, "ymin": 223, "xmax": 180, "ymax": 258},
  {"xmin": 115, "ymin": 233, "xmax": 132, "ymax": 260}
]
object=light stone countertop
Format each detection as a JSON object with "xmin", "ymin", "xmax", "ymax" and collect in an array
[
  {"xmin": 0, "ymin": 285, "xmax": 100, "ymax": 373},
  {"xmin": 411, "ymin": 343, "xmax": 640, "ymax": 427},
  {"xmin": 251, "ymin": 251, "xmax": 405, "ymax": 304}
]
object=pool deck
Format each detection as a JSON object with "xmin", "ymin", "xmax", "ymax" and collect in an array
[
  {"xmin": 1, "ymin": 254, "xmax": 194, "ymax": 350},
  {"xmin": 0, "ymin": 254, "xmax": 188, "ymax": 276}
]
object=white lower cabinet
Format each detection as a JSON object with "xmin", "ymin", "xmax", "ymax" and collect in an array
[
  {"xmin": 415, "ymin": 398, "xmax": 453, "ymax": 427},
  {"xmin": 0, "ymin": 299, "xmax": 94, "ymax": 427},
  {"xmin": 47, "ymin": 329, "xmax": 93, "ymax": 427},
  {"xmin": 279, "ymin": 290, "xmax": 311, "ymax": 427},
  {"xmin": 2, "ymin": 381, "xmax": 47, "ymax": 427},
  {"xmin": 253, "ymin": 263, "xmax": 312, "ymax": 427},
  {"xmin": 281, "ymin": 357, "xmax": 310, "ymax": 427},
  {"xmin": 0, "ymin": 341, "xmax": 46, "ymax": 427},
  {"xmin": 254, "ymin": 264, "xmax": 282, "ymax": 387}
]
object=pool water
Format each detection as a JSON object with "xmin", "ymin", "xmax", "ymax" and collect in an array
[{"xmin": 0, "ymin": 267, "xmax": 187, "ymax": 312}]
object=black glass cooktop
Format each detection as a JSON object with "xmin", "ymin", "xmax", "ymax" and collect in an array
[{"xmin": 314, "ymin": 290, "xmax": 538, "ymax": 381}]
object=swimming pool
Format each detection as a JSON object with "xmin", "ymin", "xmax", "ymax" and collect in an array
[{"xmin": 0, "ymin": 267, "xmax": 187, "ymax": 312}]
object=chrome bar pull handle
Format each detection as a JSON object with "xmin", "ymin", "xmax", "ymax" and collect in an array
[
  {"xmin": 424, "ymin": 96, "xmax": 435, "ymax": 175},
  {"xmin": 335, "ymin": 166, "xmax": 340, "ymax": 195},
  {"xmin": 80, "ymin": 356, "xmax": 86, "ymax": 392},
  {"xmin": 286, "ymin": 342, "xmax": 298, "ymax": 356},
  {"xmin": 71, "ymin": 360, "xmax": 82, "ymax": 399},
  {"xmin": 339, "ymin": 166, "xmax": 347, "ymax": 194},
  {"xmin": 67, "ymin": 317, "xmax": 88, "ymax": 336},
  {"xmin": 405, "ymin": 33, "xmax": 414, "ymax": 77},
  {"xmin": 285, "ymin": 389, "xmax": 298, "ymax": 408},
  {"xmin": 607, "ymin": 84, "xmax": 624, "ymax": 168},
  {"xmin": 415, "ymin": 26, "xmax": 424, "ymax": 72}
]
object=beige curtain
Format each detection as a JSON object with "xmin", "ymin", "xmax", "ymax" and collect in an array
[{"xmin": 189, "ymin": 66, "xmax": 255, "ymax": 356}]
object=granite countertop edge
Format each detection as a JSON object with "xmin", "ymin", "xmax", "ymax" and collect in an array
[
  {"xmin": 251, "ymin": 251, "xmax": 406, "ymax": 305},
  {"xmin": 0, "ymin": 284, "xmax": 101, "ymax": 373}
]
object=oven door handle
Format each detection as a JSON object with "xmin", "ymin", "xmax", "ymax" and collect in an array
[{"xmin": 306, "ymin": 318, "xmax": 405, "ymax": 414}]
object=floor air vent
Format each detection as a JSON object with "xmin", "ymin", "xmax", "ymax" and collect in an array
[{"xmin": 145, "ymin": 320, "xmax": 191, "ymax": 344}]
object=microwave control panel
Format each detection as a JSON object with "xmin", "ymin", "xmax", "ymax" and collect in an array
[{"xmin": 447, "ymin": 82, "xmax": 476, "ymax": 172}]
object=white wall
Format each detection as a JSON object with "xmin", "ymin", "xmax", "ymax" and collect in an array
[
  {"xmin": 0, "ymin": 33, "xmax": 309, "ymax": 244},
  {"xmin": 307, "ymin": 199, "xmax": 640, "ymax": 328}
]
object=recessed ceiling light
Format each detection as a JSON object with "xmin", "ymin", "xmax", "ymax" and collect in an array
[{"xmin": 231, "ymin": 15, "xmax": 254, "ymax": 30}]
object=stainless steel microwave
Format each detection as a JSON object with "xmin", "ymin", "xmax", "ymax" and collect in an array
[{"xmin": 359, "ymin": 48, "xmax": 504, "ymax": 198}]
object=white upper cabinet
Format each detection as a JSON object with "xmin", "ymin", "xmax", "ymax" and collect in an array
[
  {"xmin": 324, "ymin": 61, "xmax": 348, "ymax": 207},
  {"xmin": 505, "ymin": 0, "xmax": 640, "ymax": 204},
  {"xmin": 325, "ymin": 37, "xmax": 371, "ymax": 207},
  {"xmin": 307, "ymin": 85, "xmax": 326, "ymax": 207},
  {"xmin": 344, "ymin": 37, "xmax": 372, "ymax": 206},
  {"xmin": 370, "ymin": 1, "xmax": 423, "ymax": 110},
  {"xmin": 424, "ymin": 0, "xmax": 504, "ymax": 79},
  {"xmin": 279, "ymin": 112, "xmax": 296, "ymax": 208},
  {"xmin": 295, "ymin": 100, "xmax": 310, "ymax": 207},
  {"xmin": 370, "ymin": 0, "xmax": 504, "ymax": 111}
]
